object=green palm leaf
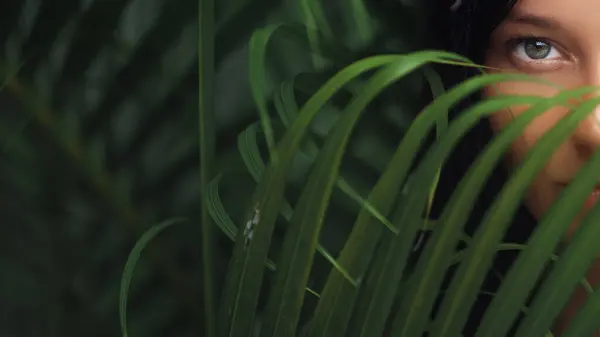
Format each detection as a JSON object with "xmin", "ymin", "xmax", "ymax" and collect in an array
[
  {"xmin": 351, "ymin": 93, "xmax": 543, "ymax": 337},
  {"xmin": 218, "ymin": 53, "xmax": 403, "ymax": 337},
  {"xmin": 261, "ymin": 52, "xmax": 466, "ymax": 337},
  {"xmin": 431, "ymin": 95, "xmax": 600, "ymax": 337},
  {"xmin": 562, "ymin": 263, "xmax": 600, "ymax": 337}
]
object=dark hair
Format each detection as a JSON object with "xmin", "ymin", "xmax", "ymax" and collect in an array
[
  {"xmin": 431, "ymin": 0, "xmax": 533, "ymax": 232},
  {"xmin": 428, "ymin": 1, "xmax": 538, "ymax": 335}
]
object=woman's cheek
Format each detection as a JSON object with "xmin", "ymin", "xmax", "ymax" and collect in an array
[
  {"xmin": 487, "ymin": 106, "xmax": 536, "ymax": 166},
  {"xmin": 488, "ymin": 107, "xmax": 582, "ymax": 238}
]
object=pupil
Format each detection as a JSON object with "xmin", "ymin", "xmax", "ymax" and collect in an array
[{"xmin": 524, "ymin": 40, "xmax": 551, "ymax": 59}]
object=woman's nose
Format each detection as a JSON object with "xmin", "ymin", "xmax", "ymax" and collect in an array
[
  {"xmin": 571, "ymin": 91, "xmax": 600, "ymax": 150},
  {"xmin": 573, "ymin": 67, "xmax": 600, "ymax": 152}
]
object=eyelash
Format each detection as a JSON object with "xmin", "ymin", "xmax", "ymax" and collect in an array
[{"xmin": 505, "ymin": 35, "xmax": 565, "ymax": 64}]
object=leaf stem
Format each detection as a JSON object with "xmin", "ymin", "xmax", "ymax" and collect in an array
[{"xmin": 199, "ymin": 0, "xmax": 217, "ymax": 335}]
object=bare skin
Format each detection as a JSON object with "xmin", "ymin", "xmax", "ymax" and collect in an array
[{"xmin": 483, "ymin": 0, "xmax": 600, "ymax": 334}]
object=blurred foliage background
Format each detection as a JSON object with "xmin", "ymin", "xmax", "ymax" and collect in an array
[{"xmin": 0, "ymin": 0, "xmax": 440, "ymax": 336}]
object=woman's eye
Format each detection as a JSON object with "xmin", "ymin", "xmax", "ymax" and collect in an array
[{"xmin": 512, "ymin": 38, "xmax": 563, "ymax": 61}]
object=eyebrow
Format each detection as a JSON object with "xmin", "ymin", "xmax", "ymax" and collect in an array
[{"xmin": 505, "ymin": 14, "xmax": 562, "ymax": 30}]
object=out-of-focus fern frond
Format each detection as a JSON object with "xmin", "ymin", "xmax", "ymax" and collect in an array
[{"xmin": 0, "ymin": 0, "xmax": 285, "ymax": 335}]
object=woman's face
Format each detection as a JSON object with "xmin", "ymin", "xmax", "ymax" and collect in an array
[{"xmin": 484, "ymin": 0, "xmax": 600, "ymax": 237}]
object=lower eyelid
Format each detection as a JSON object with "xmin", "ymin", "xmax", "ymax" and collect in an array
[{"xmin": 510, "ymin": 57, "xmax": 566, "ymax": 72}]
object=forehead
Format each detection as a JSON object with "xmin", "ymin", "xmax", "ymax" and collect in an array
[
  {"xmin": 511, "ymin": 0, "xmax": 600, "ymax": 23},
  {"xmin": 500, "ymin": 0, "xmax": 600, "ymax": 45}
]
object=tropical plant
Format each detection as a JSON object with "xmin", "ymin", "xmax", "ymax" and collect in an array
[
  {"xmin": 3, "ymin": 0, "xmax": 600, "ymax": 336},
  {"xmin": 181, "ymin": 0, "xmax": 600, "ymax": 336}
]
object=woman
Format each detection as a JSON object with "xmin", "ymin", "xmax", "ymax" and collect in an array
[{"xmin": 430, "ymin": 0, "xmax": 600, "ymax": 335}]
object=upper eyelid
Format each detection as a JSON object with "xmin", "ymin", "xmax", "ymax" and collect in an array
[{"xmin": 508, "ymin": 36, "xmax": 553, "ymax": 48}]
